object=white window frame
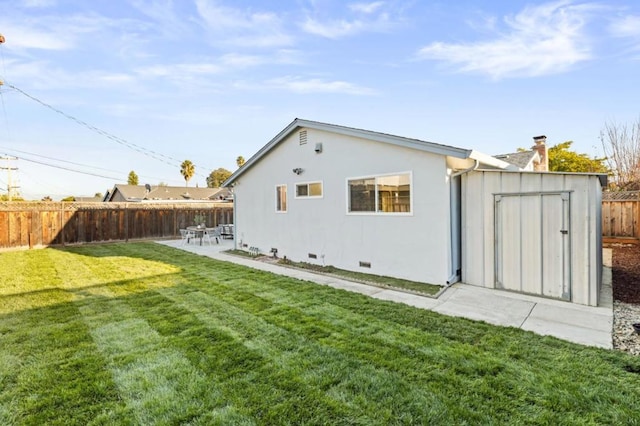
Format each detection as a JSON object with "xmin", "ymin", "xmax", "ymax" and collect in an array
[
  {"xmin": 346, "ymin": 171, "xmax": 413, "ymax": 216},
  {"xmin": 295, "ymin": 181, "xmax": 324, "ymax": 199},
  {"xmin": 275, "ymin": 184, "xmax": 287, "ymax": 213}
]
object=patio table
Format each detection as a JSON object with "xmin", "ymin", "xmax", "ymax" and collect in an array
[{"xmin": 186, "ymin": 226, "xmax": 207, "ymax": 245}]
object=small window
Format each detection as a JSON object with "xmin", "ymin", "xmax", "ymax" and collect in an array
[
  {"xmin": 295, "ymin": 181, "xmax": 323, "ymax": 198},
  {"xmin": 348, "ymin": 172, "xmax": 411, "ymax": 214},
  {"xmin": 276, "ymin": 185, "xmax": 287, "ymax": 212}
]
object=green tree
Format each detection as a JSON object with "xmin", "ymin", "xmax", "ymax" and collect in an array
[
  {"xmin": 207, "ymin": 168, "xmax": 232, "ymax": 187},
  {"xmin": 0, "ymin": 194, "xmax": 24, "ymax": 201},
  {"xmin": 180, "ymin": 160, "xmax": 195, "ymax": 187},
  {"xmin": 236, "ymin": 156, "xmax": 245, "ymax": 168},
  {"xmin": 94, "ymin": 192, "xmax": 103, "ymax": 198},
  {"xmin": 548, "ymin": 141, "xmax": 609, "ymax": 173},
  {"xmin": 61, "ymin": 196, "xmax": 75, "ymax": 202},
  {"xmin": 127, "ymin": 170, "xmax": 139, "ymax": 185}
]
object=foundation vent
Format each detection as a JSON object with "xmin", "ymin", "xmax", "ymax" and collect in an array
[
  {"xmin": 308, "ymin": 253, "xmax": 317, "ymax": 259},
  {"xmin": 359, "ymin": 261, "xmax": 371, "ymax": 268}
]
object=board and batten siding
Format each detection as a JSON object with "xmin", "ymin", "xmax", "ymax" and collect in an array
[
  {"xmin": 232, "ymin": 127, "xmax": 453, "ymax": 285},
  {"xmin": 461, "ymin": 171, "xmax": 604, "ymax": 306}
]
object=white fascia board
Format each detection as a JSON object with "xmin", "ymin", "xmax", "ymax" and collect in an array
[
  {"xmin": 298, "ymin": 119, "xmax": 471, "ymax": 158},
  {"xmin": 468, "ymin": 150, "xmax": 520, "ymax": 170},
  {"xmin": 224, "ymin": 118, "xmax": 474, "ymax": 186}
]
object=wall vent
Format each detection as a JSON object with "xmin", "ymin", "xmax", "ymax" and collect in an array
[
  {"xmin": 308, "ymin": 253, "xmax": 317, "ymax": 259},
  {"xmin": 299, "ymin": 130, "xmax": 307, "ymax": 145},
  {"xmin": 359, "ymin": 261, "xmax": 371, "ymax": 268}
]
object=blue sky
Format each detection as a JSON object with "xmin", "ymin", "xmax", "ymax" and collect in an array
[{"xmin": 0, "ymin": 0, "xmax": 639, "ymax": 199}]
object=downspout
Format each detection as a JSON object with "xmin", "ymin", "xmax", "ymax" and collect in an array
[
  {"xmin": 231, "ymin": 185, "xmax": 238, "ymax": 250},
  {"xmin": 446, "ymin": 159, "xmax": 479, "ymax": 286}
]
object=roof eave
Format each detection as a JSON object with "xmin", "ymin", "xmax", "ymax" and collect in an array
[
  {"xmin": 469, "ymin": 150, "xmax": 519, "ymax": 170},
  {"xmin": 224, "ymin": 118, "xmax": 472, "ymax": 186}
]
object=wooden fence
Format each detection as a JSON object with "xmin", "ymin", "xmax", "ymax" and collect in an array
[
  {"xmin": 0, "ymin": 202, "xmax": 234, "ymax": 250},
  {"xmin": 602, "ymin": 191, "xmax": 640, "ymax": 244}
]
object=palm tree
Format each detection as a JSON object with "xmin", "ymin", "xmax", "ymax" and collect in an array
[
  {"xmin": 127, "ymin": 170, "xmax": 139, "ymax": 185},
  {"xmin": 180, "ymin": 160, "xmax": 195, "ymax": 187}
]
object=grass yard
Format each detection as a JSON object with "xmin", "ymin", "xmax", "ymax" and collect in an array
[{"xmin": 1, "ymin": 243, "xmax": 639, "ymax": 425}]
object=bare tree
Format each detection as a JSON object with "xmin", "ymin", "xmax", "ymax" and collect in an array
[{"xmin": 600, "ymin": 118, "xmax": 640, "ymax": 190}]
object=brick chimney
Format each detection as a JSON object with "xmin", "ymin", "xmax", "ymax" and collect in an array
[{"xmin": 532, "ymin": 135, "xmax": 548, "ymax": 171}]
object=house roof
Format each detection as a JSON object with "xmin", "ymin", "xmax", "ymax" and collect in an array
[
  {"xmin": 104, "ymin": 184, "xmax": 230, "ymax": 202},
  {"xmin": 74, "ymin": 195, "xmax": 104, "ymax": 202},
  {"xmin": 494, "ymin": 150, "xmax": 540, "ymax": 169},
  {"xmin": 224, "ymin": 118, "xmax": 515, "ymax": 186}
]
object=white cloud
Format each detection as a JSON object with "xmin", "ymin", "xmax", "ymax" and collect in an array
[
  {"xmin": 266, "ymin": 76, "xmax": 376, "ymax": 95},
  {"xmin": 609, "ymin": 15, "xmax": 640, "ymax": 38},
  {"xmin": 220, "ymin": 53, "xmax": 264, "ymax": 68},
  {"xmin": 194, "ymin": 0, "xmax": 293, "ymax": 47},
  {"xmin": 0, "ymin": 12, "xmax": 141, "ymax": 52},
  {"xmin": 131, "ymin": 0, "xmax": 194, "ymax": 39},
  {"xmin": 416, "ymin": 1, "xmax": 596, "ymax": 79},
  {"xmin": 349, "ymin": 2, "xmax": 386, "ymax": 14},
  {"xmin": 302, "ymin": 18, "xmax": 366, "ymax": 39},
  {"xmin": 301, "ymin": 1, "xmax": 401, "ymax": 39},
  {"xmin": 0, "ymin": 22, "xmax": 74, "ymax": 50},
  {"xmin": 21, "ymin": 0, "xmax": 56, "ymax": 7}
]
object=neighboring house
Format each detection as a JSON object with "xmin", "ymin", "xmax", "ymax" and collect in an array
[
  {"xmin": 494, "ymin": 135, "xmax": 548, "ymax": 172},
  {"xmin": 74, "ymin": 195, "xmax": 104, "ymax": 202},
  {"xmin": 103, "ymin": 184, "xmax": 231, "ymax": 202},
  {"xmin": 224, "ymin": 119, "xmax": 606, "ymax": 306}
]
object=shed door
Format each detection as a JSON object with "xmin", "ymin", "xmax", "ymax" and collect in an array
[{"xmin": 495, "ymin": 192, "xmax": 571, "ymax": 300}]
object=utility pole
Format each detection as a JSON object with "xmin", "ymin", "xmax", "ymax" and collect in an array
[{"xmin": 0, "ymin": 156, "xmax": 19, "ymax": 201}]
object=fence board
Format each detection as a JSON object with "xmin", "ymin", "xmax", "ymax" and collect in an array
[
  {"xmin": 0, "ymin": 202, "xmax": 233, "ymax": 249},
  {"xmin": 602, "ymin": 198, "xmax": 639, "ymax": 240}
]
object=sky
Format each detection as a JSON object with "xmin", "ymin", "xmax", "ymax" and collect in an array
[{"xmin": 0, "ymin": 0, "xmax": 639, "ymax": 200}]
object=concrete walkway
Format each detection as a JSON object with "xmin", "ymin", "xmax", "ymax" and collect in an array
[{"xmin": 157, "ymin": 239, "xmax": 613, "ymax": 349}]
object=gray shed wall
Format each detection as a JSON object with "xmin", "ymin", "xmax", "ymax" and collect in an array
[{"xmin": 461, "ymin": 171, "xmax": 603, "ymax": 306}]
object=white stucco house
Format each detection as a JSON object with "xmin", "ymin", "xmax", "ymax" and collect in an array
[{"xmin": 224, "ymin": 119, "xmax": 606, "ymax": 306}]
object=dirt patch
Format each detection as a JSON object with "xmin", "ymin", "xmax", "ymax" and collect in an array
[{"xmin": 612, "ymin": 244, "xmax": 640, "ymax": 304}]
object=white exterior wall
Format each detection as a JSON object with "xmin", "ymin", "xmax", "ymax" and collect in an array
[
  {"xmin": 232, "ymin": 128, "xmax": 452, "ymax": 285},
  {"xmin": 461, "ymin": 171, "xmax": 603, "ymax": 306}
]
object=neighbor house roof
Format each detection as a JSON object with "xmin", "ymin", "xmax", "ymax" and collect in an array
[
  {"xmin": 224, "ymin": 118, "xmax": 516, "ymax": 186},
  {"xmin": 494, "ymin": 150, "xmax": 540, "ymax": 170},
  {"xmin": 74, "ymin": 195, "xmax": 104, "ymax": 202},
  {"xmin": 104, "ymin": 184, "xmax": 230, "ymax": 202}
]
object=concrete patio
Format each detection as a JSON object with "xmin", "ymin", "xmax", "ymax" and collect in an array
[{"xmin": 157, "ymin": 238, "xmax": 613, "ymax": 349}]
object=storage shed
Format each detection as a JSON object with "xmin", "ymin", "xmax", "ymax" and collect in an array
[{"xmin": 461, "ymin": 170, "xmax": 607, "ymax": 306}]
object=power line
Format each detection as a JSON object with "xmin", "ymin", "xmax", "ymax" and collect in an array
[
  {"xmin": 0, "ymin": 155, "xmax": 20, "ymax": 200},
  {"xmin": 0, "ymin": 144, "xmax": 185, "ymax": 184},
  {"xmin": 0, "ymin": 144, "xmax": 126, "ymax": 174},
  {"xmin": 18, "ymin": 156, "xmax": 123, "ymax": 180},
  {"xmin": 5, "ymin": 82, "xmax": 190, "ymax": 169}
]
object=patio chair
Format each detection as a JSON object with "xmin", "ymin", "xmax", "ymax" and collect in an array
[
  {"xmin": 180, "ymin": 228, "xmax": 196, "ymax": 245},
  {"xmin": 205, "ymin": 227, "xmax": 220, "ymax": 244}
]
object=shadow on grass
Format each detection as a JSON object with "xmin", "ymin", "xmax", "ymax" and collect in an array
[{"xmin": 2, "ymin": 242, "xmax": 640, "ymax": 424}]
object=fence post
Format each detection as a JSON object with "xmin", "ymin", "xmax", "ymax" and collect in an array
[
  {"xmin": 637, "ymin": 197, "xmax": 640, "ymax": 240},
  {"xmin": 125, "ymin": 203, "xmax": 129, "ymax": 243},
  {"xmin": 59, "ymin": 202, "xmax": 64, "ymax": 246}
]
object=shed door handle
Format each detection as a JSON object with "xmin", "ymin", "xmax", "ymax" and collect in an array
[{"xmin": 560, "ymin": 230, "xmax": 568, "ymax": 234}]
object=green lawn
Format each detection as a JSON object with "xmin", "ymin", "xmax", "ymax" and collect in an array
[{"xmin": 1, "ymin": 243, "xmax": 639, "ymax": 425}]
